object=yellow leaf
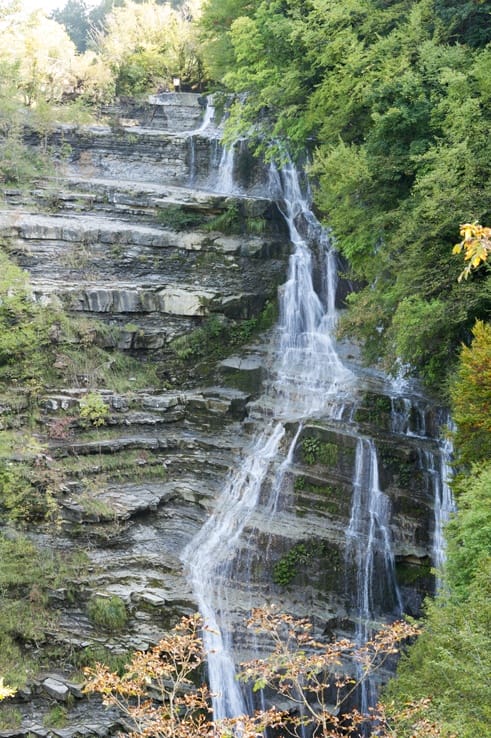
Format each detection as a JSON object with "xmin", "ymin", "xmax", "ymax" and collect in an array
[{"xmin": 0, "ymin": 678, "xmax": 16, "ymax": 701}]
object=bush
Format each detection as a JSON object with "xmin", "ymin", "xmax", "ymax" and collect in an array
[
  {"xmin": 87, "ymin": 595, "xmax": 128, "ymax": 631},
  {"xmin": 0, "ymin": 534, "xmax": 81, "ymax": 686},
  {"xmin": 301, "ymin": 437, "xmax": 338, "ymax": 466},
  {"xmin": 450, "ymin": 320, "xmax": 491, "ymax": 466},
  {"xmin": 79, "ymin": 392, "xmax": 109, "ymax": 427}
]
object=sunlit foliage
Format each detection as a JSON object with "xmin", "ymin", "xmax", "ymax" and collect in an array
[
  {"xmin": 453, "ymin": 222, "xmax": 491, "ymax": 281},
  {"xmin": 85, "ymin": 607, "xmax": 421, "ymax": 738},
  {"xmin": 200, "ymin": 0, "xmax": 491, "ymax": 387},
  {"xmin": 95, "ymin": 0, "xmax": 204, "ymax": 95}
]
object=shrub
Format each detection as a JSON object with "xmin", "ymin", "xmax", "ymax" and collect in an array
[
  {"xmin": 272, "ymin": 543, "xmax": 311, "ymax": 586},
  {"xmin": 87, "ymin": 595, "xmax": 128, "ymax": 631},
  {"xmin": 301, "ymin": 437, "xmax": 339, "ymax": 466},
  {"xmin": 79, "ymin": 392, "xmax": 109, "ymax": 427},
  {"xmin": 44, "ymin": 706, "xmax": 68, "ymax": 729},
  {"xmin": 450, "ymin": 320, "xmax": 491, "ymax": 466}
]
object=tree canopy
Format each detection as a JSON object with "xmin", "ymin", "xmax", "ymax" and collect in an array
[{"xmin": 200, "ymin": 0, "xmax": 491, "ymax": 388}]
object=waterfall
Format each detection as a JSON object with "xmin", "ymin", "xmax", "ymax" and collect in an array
[
  {"xmin": 390, "ymin": 399, "xmax": 455, "ymax": 575},
  {"xmin": 390, "ymin": 396, "xmax": 427, "ymax": 437},
  {"xmin": 181, "ymin": 157, "xmax": 355, "ymax": 721},
  {"xmin": 181, "ymin": 146, "xmax": 452, "ymax": 726},
  {"xmin": 269, "ymin": 162, "xmax": 353, "ymax": 418},
  {"xmin": 187, "ymin": 136, "xmax": 197, "ymax": 185},
  {"xmin": 346, "ymin": 439, "xmax": 402, "ymax": 622},
  {"xmin": 214, "ymin": 143, "xmax": 237, "ymax": 194},
  {"xmin": 345, "ymin": 438, "xmax": 401, "ymax": 719},
  {"xmin": 196, "ymin": 96, "xmax": 216, "ymax": 133},
  {"xmin": 432, "ymin": 433, "xmax": 455, "ymax": 573},
  {"xmin": 182, "ymin": 423, "xmax": 286, "ymax": 719}
]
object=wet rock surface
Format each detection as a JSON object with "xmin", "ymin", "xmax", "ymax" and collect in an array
[{"xmin": 0, "ymin": 97, "xmax": 449, "ymax": 735}]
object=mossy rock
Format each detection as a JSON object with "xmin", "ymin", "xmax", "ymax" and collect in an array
[
  {"xmin": 296, "ymin": 426, "xmax": 357, "ymax": 478},
  {"xmin": 354, "ymin": 392, "xmax": 393, "ymax": 430}
]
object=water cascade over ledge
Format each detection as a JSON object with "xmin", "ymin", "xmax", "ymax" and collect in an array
[
  {"xmin": 182, "ymin": 160, "xmax": 359, "ymax": 720},
  {"xmin": 182, "ymin": 144, "xmax": 454, "ymax": 722},
  {"xmin": 0, "ymin": 94, "xmax": 459, "ymax": 735}
]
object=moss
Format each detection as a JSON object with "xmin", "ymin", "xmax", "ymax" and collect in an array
[
  {"xmin": 156, "ymin": 205, "xmax": 206, "ymax": 231},
  {"xmin": 61, "ymin": 449, "xmax": 168, "ymax": 483},
  {"xmin": 354, "ymin": 392, "xmax": 392, "ymax": 427},
  {"xmin": 272, "ymin": 539, "xmax": 342, "ymax": 588},
  {"xmin": 378, "ymin": 442, "xmax": 419, "ymax": 490},
  {"xmin": 301, "ymin": 437, "xmax": 339, "ymax": 467},
  {"xmin": 396, "ymin": 560, "xmax": 432, "ymax": 585}
]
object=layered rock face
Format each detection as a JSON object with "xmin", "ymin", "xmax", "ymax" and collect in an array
[{"xmin": 0, "ymin": 96, "xmax": 450, "ymax": 735}]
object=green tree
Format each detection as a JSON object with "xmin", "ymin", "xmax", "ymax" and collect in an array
[
  {"xmin": 450, "ymin": 320, "xmax": 491, "ymax": 466},
  {"xmin": 384, "ymin": 468, "xmax": 491, "ymax": 738},
  {"xmin": 433, "ymin": 0, "xmax": 491, "ymax": 47},
  {"xmin": 205, "ymin": 0, "xmax": 491, "ymax": 387},
  {"xmin": 199, "ymin": 0, "xmax": 258, "ymax": 82},
  {"xmin": 96, "ymin": 0, "xmax": 204, "ymax": 95},
  {"xmin": 52, "ymin": 0, "xmax": 91, "ymax": 52},
  {"xmin": 0, "ymin": 7, "xmax": 78, "ymax": 105}
]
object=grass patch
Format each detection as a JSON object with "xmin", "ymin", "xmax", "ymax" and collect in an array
[
  {"xmin": 87, "ymin": 595, "xmax": 128, "ymax": 631},
  {"xmin": 44, "ymin": 705, "xmax": 69, "ymax": 729},
  {"xmin": 0, "ymin": 534, "xmax": 89, "ymax": 687},
  {"xmin": 0, "ymin": 705, "xmax": 22, "ymax": 731},
  {"xmin": 156, "ymin": 205, "xmax": 206, "ymax": 231},
  {"xmin": 73, "ymin": 644, "xmax": 130, "ymax": 676}
]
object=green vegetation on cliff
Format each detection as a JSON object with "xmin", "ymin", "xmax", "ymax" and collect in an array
[
  {"xmin": 201, "ymin": 0, "xmax": 491, "ymax": 388},
  {"xmin": 197, "ymin": 0, "xmax": 491, "ymax": 733},
  {"xmin": 382, "ymin": 317, "xmax": 491, "ymax": 737}
]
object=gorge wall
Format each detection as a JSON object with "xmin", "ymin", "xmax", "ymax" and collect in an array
[{"xmin": 0, "ymin": 95, "xmax": 451, "ymax": 736}]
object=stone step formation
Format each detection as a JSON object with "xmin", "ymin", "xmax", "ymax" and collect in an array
[{"xmin": 0, "ymin": 96, "xmax": 450, "ymax": 736}]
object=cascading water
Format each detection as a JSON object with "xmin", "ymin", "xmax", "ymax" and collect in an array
[
  {"xmin": 181, "ymin": 145, "xmax": 452, "ymax": 728},
  {"xmin": 345, "ymin": 438, "xmax": 402, "ymax": 719},
  {"xmin": 214, "ymin": 143, "xmax": 238, "ymax": 195},
  {"xmin": 432, "ymin": 431, "xmax": 455, "ymax": 573},
  {"xmin": 182, "ymin": 423, "xmax": 286, "ymax": 719},
  {"xmin": 187, "ymin": 95, "xmax": 218, "ymax": 185},
  {"xmin": 346, "ymin": 439, "xmax": 401, "ymax": 622},
  {"xmin": 182, "ymin": 160, "xmax": 355, "ymax": 721},
  {"xmin": 389, "ymin": 398, "xmax": 455, "ymax": 575}
]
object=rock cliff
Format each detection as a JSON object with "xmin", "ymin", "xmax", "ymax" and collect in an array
[{"xmin": 0, "ymin": 96, "xmax": 449, "ymax": 736}]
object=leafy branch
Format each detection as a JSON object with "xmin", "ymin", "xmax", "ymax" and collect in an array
[{"xmin": 453, "ymin": 222, "xmax": 491, "ymax": 281}]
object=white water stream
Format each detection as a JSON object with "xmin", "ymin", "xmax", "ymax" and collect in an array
[
  {"xmin": 345, "ymin": 438, "xmax": 402, "ymax": 718},
  {"xmin": 181, "ymin": 146, "xmax": 453, "ymax": 725},
  {"xmin": 389, "ymin": 398, "xmax": 455, "ymax": 574},
  {"xmin": 182, "ymin": 160, "xmax": 354, "ymax": 720}
]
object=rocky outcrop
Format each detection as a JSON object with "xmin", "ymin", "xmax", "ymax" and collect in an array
[{"xmin": 0, "ymin": 96, "xmax": 449, "ymax": 736}]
